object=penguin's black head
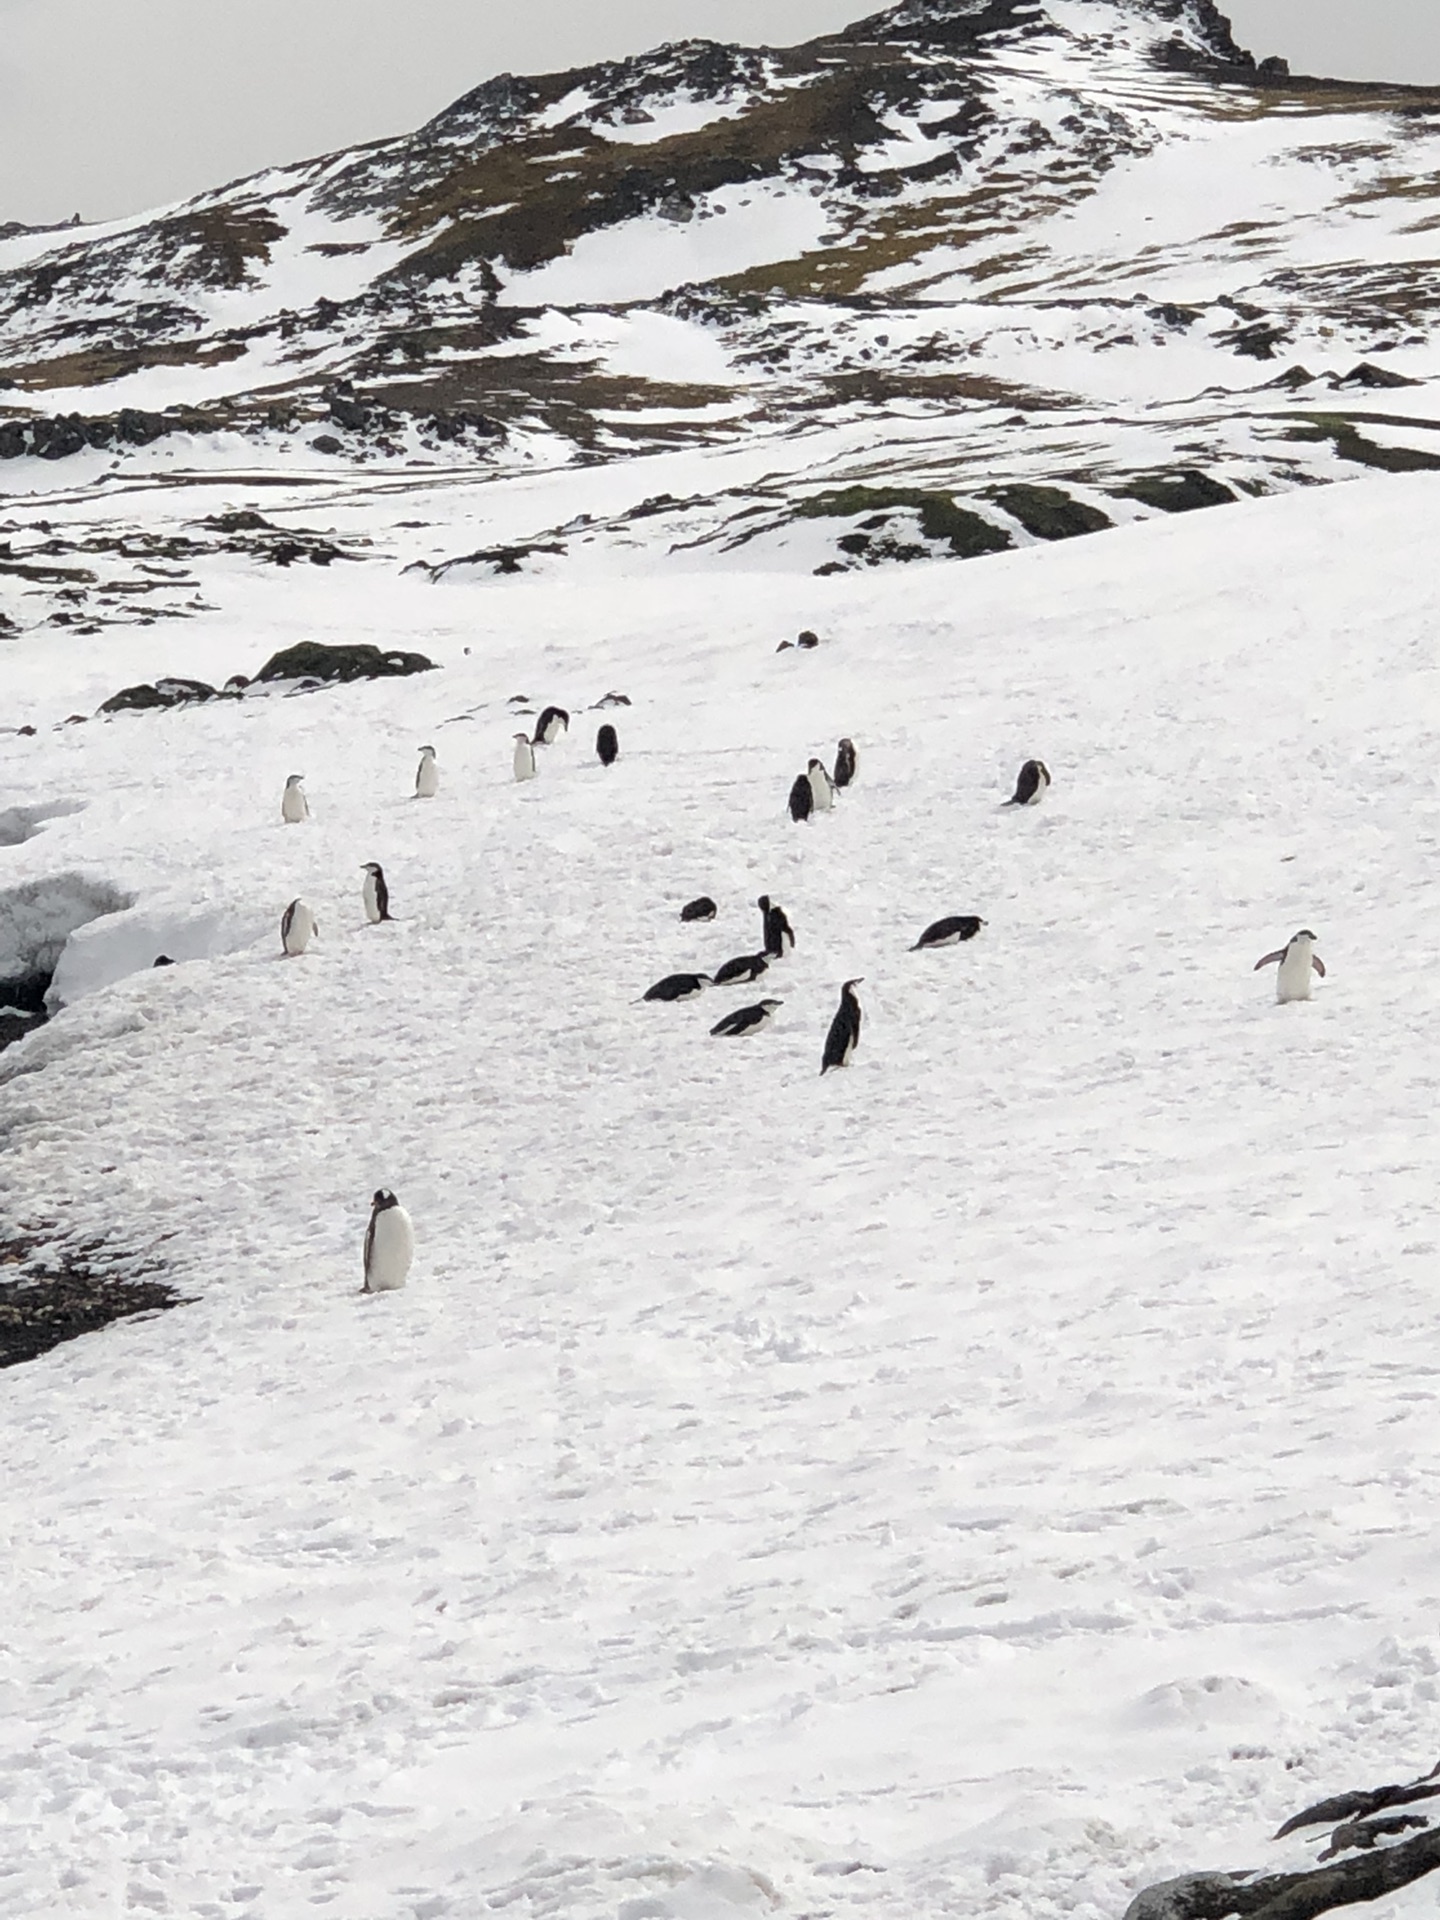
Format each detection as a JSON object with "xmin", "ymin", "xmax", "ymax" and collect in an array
[
  {"xmin": 1294, "ymin": 929, "xmax": 1317, "ymax": 942},
  {"xmin": 372, "ymin": 1189, "xmax": 397, "ymax": 1211},
  {"xmin": 362, "ymin": 861, "xmax": 383, "ymax": 875},
  {"xmin": 757, "ymin": 894, "xmax": 771, "ymax": 912},
  {"xmin": 759, "ymin": 998, "xmax": 783, "ymax": 1010},
  {"xmin": 844, "ymin": 977, "xmax": 864, "ymax": 992},
  {"xmin": 419, "ymin": 745, "xmax": 435, "ymax": 755},
  {"xmin": 286, "ymin": 773, "xmax": 304, "ymax": 785}
]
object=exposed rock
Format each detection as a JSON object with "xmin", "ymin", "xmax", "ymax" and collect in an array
[
  {"xmin": 991, "ymin": 484, "xmax": 1113, "ymax": 540},
  {"xmin": 1116, "ymin": 469, "xmax": 1237, "ymax": 513},
  {"xmin": 1334, "ymin": 362, "xmax": 1422, "ymax": 390},
  {"xmin": 253, "ymin": 641, "xmax": 437, "ymax": 685},
  {"xmin": 99, "ymin": 677, "xmax": 218, "ymax": 714},
  {"xmin": 0, "ymin": 1233, "xmax": 185, "ymax": 1369}
]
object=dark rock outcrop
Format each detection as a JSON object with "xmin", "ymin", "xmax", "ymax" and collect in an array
[
  {"xmin": 100, "ymin": 677, "xmax": 218, "ymax": 714},
  {"xmin": 254, "ymin": 641, "xmax": 437, "ymax": 685}
]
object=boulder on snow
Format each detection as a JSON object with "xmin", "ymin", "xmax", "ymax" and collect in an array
[
  {"xmin": 253, "ymin": 641, "xmax": 437, "ymax": 685},
  {"xmin": 99, "ymin": 677, "xmax": 219, "ymax": 714}
]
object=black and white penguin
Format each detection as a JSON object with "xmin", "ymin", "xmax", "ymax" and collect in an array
[
  {"xmin": 758, "ymin": 896, "xmax": 794, "ymax": 958},
  {"xmin": 643, "ymin": 972, "xmax": 712, "ymax": 1003},
  {"xmin": 1005, "ymin": 759, "xmax": 1051, "ymax": 807},
  {"xmin": 681, "ymin": 896, "xmax": 718, "ymax": 923},
  {"xmin": 363, "ymin": 1189, "xmax": 414, "ymax": 1293},
  {"xmin": 833, "ymin": 738, "xmax": 858, "ymax": 790},
  {"xmin": 808, "ymin": 758, "xmax": 835, "ymax": 813},
  {"xmin": 533, "ymin": 705, "xmax": 570, "ymax": 746},
  {"xmin": 789, "ymin": 774, "xmax": 813, "ymax": 823},
  {"xmin": 911, "ymin": 915, "xmax": 985, "ymax": 951},
  {"xmin": 596, "ymin": 724, "xmax": 619, "ymax": 767},
  {"xmin": 821, "ymin": 979, "xmax": 864, "ymax": 1074},
  {"xmin": 281, "ymin": 898, "xmax": 319, "ymax": 956},
  {"xmin": 361, "ymin": 862, "xmax": 392, "ymax": 924},
  {"xmin": 1254, "ymin": 929, "xmax": 1325, "ymax": 1003},
  {"xmin": 415, "ymin": 745, "xmax": 439, "ymax": 798},
  {"xmin": 513, "ymin": 733, "xmax": 537, "ymax": 782},
  {"xmin": 281, "ymin": 773, "xmax": 309, "ymax": 823},
  {"xmin": 711, "ymin": 998, "xmax": 783, "ymax": 1038},
  {"xmin": 713, "ymin": 953, "xmax": 770, "ymax": 987}
]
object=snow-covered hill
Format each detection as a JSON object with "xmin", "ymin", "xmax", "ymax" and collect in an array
[
  {"xmin": 3, "ymin": 466, "xmax": 1440, "ymax": 1918},
  {"xmin": 6, "ymin": 0, "xmax": 1440, "ymax": 626}
]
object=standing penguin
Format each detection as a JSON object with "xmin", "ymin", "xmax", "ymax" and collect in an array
[
  {"xmin": 280, "ymin": 899, "xmax": 319, "ymax": 956},
  {"xmin": 363, "ymin": 1189, "xmax": 414, "ymax": 1293},
  {"xmin": 1255, "ymin": 930, "xmax": 1325, "ymax": 1003},
  {"xmin": 821, "ymin": 979, "xmax": 864, "ymax": 1074},
  {"xmin": 513, "ymin": 733, "xmax": 537, "ymax": 782},
  {"xmin": 808, "ymin": 758, "xmax": 835, "ymax": 813},
  {"xmin": 596, "ymin": 723, "xmax": 619, "ymax": 767},
  {"xmin": 789, "ymin": 773, "xmax": 813, "ymax": 823},
  {"xmin": 361, "ymin": 862, "xmax": 392, "ymax": 924},
  {"xmin": 833, "ymin": 738, "xmax": 858, "ymax": 790},
  {"xmin": 533, "ymin": 705, "xmax": 569, "ymax": 746},
  {"xmin": 415, "ymin": 745, "xmax": 439, "ymax": 798},
  {"xmin": 281, "ymin": 773, "xmax": 309, "ymax": 823},
  {"xmin": 1005, "ymin": 760, "xmax": 1051, "ymax": 807},
  {"xmin": 758, "ymin": 895, "xmax": 794, "ymax": 959}
]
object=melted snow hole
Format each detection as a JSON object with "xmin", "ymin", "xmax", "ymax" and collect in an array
[
  {"xmin": 0, "ymin": 874, "xmax": 135, "ymax": 1049},
  {"xmin": 0, "ymin": 799, "xmax": 86, "ymax": 848}
]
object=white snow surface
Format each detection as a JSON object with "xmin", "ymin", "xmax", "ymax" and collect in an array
[{"xmin": 2, "ymin": 472, "xmax": 1440, "ymax": 1918}]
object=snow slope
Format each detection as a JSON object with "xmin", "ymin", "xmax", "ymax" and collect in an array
[{"xmin": 2, "ymin": 471, "xmax": 1440, "ymax": 1918}]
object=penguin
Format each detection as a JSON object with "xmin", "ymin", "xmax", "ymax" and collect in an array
[
  {"xmin": 911, "ymin": 915, "xmax": 985, "ymax": 951},
  {"xmin": 513, "ymin": 733, "xmax": 537, "ymax": 782},
  {"xmin": 789, "ymin": 773, "xmax": 813, "ymax": 823},
  {"xmin": 596, "ymin": 723, "xmax": 619, "ymax": 767},
  {"xmin": 643, "ymin": 972, "xmax": 711, "ymax": 1003},
  {"xmin": 1255, "ymin": 930, "xmax": 1326, "ymax": 1003},
  {"xmin": 415, "ymin": 745, "xmax": 439, "ymax": 798},
  {"xmin": 280, "ymin": 898, "xmax": 319, "ymax": 956},
  {"xmin": 152, "ymin": 955, "xmax": 175, "ymax": 968},
  {"xmin": 681, "ymin": 896, "xmax": 717, "ymax": 923},
  {"xmin": 796, "ymin": 630, "xmax": 820, "ymax": 650},
  {"xmin": 821, "ymin": 979, "xmax": 864, "ymax": 1074},
  {"xmin": 533, "ymin": 705, "xmax": 569, "ymax": 746},
  {"xmin": 281, "ymin": 773, "xmax": 309, "ymax": 823},
  {"xmin": 808, "ymin": 758, "xmax": 835, "ymax": 812},
  {"xmin": 363, "ymin": 1189, "xmax": 414, "ymax": 1293},
  {"xmin": 1005, "ymin": 759, "xmax": 1051, "ymax": 807},
  {"xmin": 712, "ymin": 953, "xmax": 770, "ymax": 987},
  {"xmin": 834, "ymin": 738, "xmax": 858, "ymax": 790},
  {"xmin": 758, "ymin": 896, "xmax": 795, "ymax": 959},
  {"xmin": 361, "ymin": 861, "xmax": 392, "ymax": 924},
  {"xmin": 711, "ymin": 998, "xmax": 783, "ymax": 1038}
]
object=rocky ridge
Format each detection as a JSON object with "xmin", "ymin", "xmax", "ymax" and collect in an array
[{"xmin": 4, "ymin": 0, "xmax": 1440, "ymax": 616}]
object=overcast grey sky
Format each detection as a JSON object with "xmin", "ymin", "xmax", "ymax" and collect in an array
[{"xmin": 1, "ymin": 1, "xmax": 1436, "ymax": 229}]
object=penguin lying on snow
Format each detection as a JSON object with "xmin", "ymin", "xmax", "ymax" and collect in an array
[
  {"xmin": 758, "ymin": 896, "xmax": 794, "ymax": 958},
  {"xmin": 681, "ymin": 896, "xmax": 717, "ymax": 923},
  {"xmin": 1005, "ymin": 759, "xmax": 1051, "ymax": 807},
  {"xmin": 713, "ymin": 953, "xmax": 769, "ymax": 986},
  {"xmin": 711, "ymin": 998, "xmax": 783, "ymax": 1038},
  {"xmin": 363, "ymin": 1189, "xmax": 414, "ymax": 1293},
  {"xmin": 596, "ymin": 724, "xmax": 619, "ymax": 767},
  {"xmin": 533, "ymin": 705, "xmax": 569, "ymax": 746},
  {"xmin": 789, "ymin": 774, "xmax": 813, "ymax": 823},
  {"xmin": 513, "ymin": 733, "xmax": 537, "ymax": 781},
  {"xmin": 281, "ymin": 773, "xmax": 309, "ymax": 822},
  {"xmin": 361, "ymin": 862, "xmax": 392, "ymax": 924},
  {"xmin": 415, "ymin": 746, "xmax": 439, "ymax": 797},
  {"xmin": 644, "ymin": 972, "xmax": 711, "ymax": 1003},
  {"xmin": 833, "ymin": 738, "xmax": 858, "ymax": 790},
  {"xmin": 1255, "ymin": 930, "xmax": 1325, "ymax": 1003},
  {"xmin": 911, "ymin": 915, "xmax": 985, "ymax": 951},
  {"xmin": 281, "ymin": 899, "xmax": 319, "ymax": 956},
  {"xmin": 821, "ymin": 979, "xmax": 864, "ymax": 1073}
]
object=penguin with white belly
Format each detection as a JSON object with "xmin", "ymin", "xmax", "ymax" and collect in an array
[
  {"xmin": 363, "ymin": 1190, "xmax": 414, "ymax": 1292},
  {"xmin": 1255, "ymin": 929, "xmax": 1326, "ymax": 1003}
]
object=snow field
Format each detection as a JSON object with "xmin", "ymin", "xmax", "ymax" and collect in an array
[{"xmin": 1, "ymin": 475, "xmax": 1440, "ymax": 1916}]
